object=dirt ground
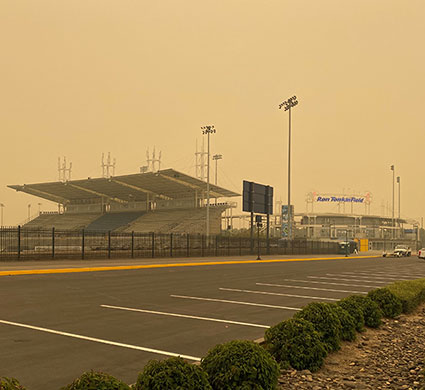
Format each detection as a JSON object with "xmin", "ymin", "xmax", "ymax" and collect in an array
[{"xmin": 278, "ymin": 306, "xmax": 425, "ymax": 390}]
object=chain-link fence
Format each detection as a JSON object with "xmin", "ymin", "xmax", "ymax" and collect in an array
[{"xmin": 0, "ymin": 227, "xmax": 339, "ymax": 261}]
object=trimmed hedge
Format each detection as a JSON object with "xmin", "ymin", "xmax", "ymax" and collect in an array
[
  {"xmin": 135, "ymin": 357, "xmax": 211, "ymax": 390},
  {"xmin": 61, "ymin": 371, "xmax": 130, "ymax": 390},
  {"xmin": 337, "ymin": 297, "xmax": 365, "ymax": 332},
  {"xmin": 201, "ymin": 340, "xmax": 279, "ymax": 390},
  {"xmin": 264, "ymin": 318, "xmax": 327, "ymax": 372},
  {"xmin": 330, "ymin": 304, "xmax": 357, "ymax": 341},
  {"xmin": 295, "ymin": 302, "xmax": 342, "ymax": 352},
  {"xmin": 387, "ymin": 278, "xmax": 425, "ymax": 313},
  {"xmin": 0, "ymin": 378, "xmax": 26, "ymax": 390},
  {"xmin": 367, "ymin": 288, "xmax": 403, "ymax": 318},
  {"xmin": 341, "ymin": 295, "xmax": 382, "ymax": 328}
]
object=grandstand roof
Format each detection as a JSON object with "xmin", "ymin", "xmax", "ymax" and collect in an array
[{"xmin": 8, "ymin": 169, "xmax": 240, "ymax": 204}]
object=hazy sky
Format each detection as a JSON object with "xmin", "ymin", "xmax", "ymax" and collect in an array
[{"xmin": 1, "ymin": 0, "xmax": 424, "ymax": 225}]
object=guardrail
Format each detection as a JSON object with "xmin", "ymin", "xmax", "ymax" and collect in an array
[{"xmin": 0, "ymin": 226, "xmax": 340, "ymax": 261}]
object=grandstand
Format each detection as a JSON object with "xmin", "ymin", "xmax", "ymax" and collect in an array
[{"xmin": 8, "ymin": 169, "xmax": 239, "ymax": 234}]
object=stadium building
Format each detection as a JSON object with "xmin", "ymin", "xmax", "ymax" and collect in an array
[{"xmin": 8, "ymin": 169, "xmax": 239, "ymax": 234}]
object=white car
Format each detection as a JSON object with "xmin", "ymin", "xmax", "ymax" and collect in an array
[
  {"xmin": 418, "ymin": 248, "xmax": 425, "ymax": 259},
  {"xmin": 383, "ymin": 245, "xmax": 412, "ymax": 258}
]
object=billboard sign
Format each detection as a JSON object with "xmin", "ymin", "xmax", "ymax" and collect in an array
[{"xmin": 242, "ymin": 181, "xmax": 273, "ymax": 215}]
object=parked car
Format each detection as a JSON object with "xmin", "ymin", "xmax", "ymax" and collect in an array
[
  {"xmin": 383, "ymin": 245, "xmax": 412, "ymax": 258},
  {"xmin": 418, "ymin": 248, "xmax": 425, "ymax": 259}
]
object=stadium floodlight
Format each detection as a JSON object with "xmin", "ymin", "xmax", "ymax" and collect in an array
[
  {"xmin": 201, "ymin": 125, "xmax": 216, "ymax": 240},
  {"xmin": 212, "ymin": 154, "xmax": 223, "ymax": 186},
  {"xmin": 279, "ymin": 95, "xmax": 299, "ymax": 241}
]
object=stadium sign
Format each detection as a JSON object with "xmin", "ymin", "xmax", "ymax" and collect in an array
[{"xmin": 316, "ymin": 196, "xmax": 365, "ymax": 203}]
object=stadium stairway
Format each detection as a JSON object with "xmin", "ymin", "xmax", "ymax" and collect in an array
[{"xmin": 85, "ymin": 211, "xmax": 146, "ymax": 232}]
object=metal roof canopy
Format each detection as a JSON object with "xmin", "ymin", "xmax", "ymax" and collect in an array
[{"xmin": 8, "ymin": 169, "xmax": 240, "ymax": 204}]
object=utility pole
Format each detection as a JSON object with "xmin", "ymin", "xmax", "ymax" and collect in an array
[
  {"xmin": 397, "ymin": 176, "xmax": 401, "ymax": 224},
  {"xmin": 201, "ymin": 125, "xmax": 216, "ymax": 240},
  {"xmin": 212, "ymin": 154, "xmax": 222, "ymax": 185},
  {"xmin": 390, "ymin": 165, "xmax": 395, "ymax": 241},
  {"xmin": 279, "ymin": 96, "xmax": 299, "ymax": 240}
]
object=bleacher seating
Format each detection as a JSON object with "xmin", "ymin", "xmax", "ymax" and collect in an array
[
  {"xmin": 85, "ymin": 211, "xmax": 145, "ymax": 232},
  {"xmin": 24, "ymin": 213, "xmax": 101, "ymax": 230},
  {"xmin": 120, "ymin": 207, "xmax": 225, "ymax": 234}
]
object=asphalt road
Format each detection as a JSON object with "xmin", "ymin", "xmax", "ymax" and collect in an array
[{"xmin": 1, "ymin": 254, "xmax": 425, "ymax": 389}]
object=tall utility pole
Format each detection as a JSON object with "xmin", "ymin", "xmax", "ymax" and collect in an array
[
  {"xmin": 397, "ymin": 176, "xmax": 401, "ymax": 224},
  {"xmin": 201, "ymin": 125, "xmax": 216, "ymax": 240},
  {"xmin": 390, "ymin": 165, "xmax": 395, "ymax": 240},
  {"xmin": 279, "ymin": 96, "xmax": 299, "ymax": 240}
]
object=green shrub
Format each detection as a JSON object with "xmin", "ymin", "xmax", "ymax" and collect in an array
[
  {"xmin": 387, "ymin": 279, "xmax": 425, "ymax": 313},
  {"xmin": 201, "ymin": 340, "xmax": 279, "ymax": 390},
  {"xmin": 295, "ymin": 302, "xmax": 342, "ymax": 352},
  {"xmin": 0, "ymin": 377, "xmax": 26, "ymax": 390},
  {"xmin": 330, "ymin": 304, "xmax": 356, "ymax": 341},
  {"xmin": 343, "ymin": 295, "xmax": 382, "ymax": 328},
  {"xmin": 61, "ymin": 371, "xmax": 130, "ymax": 390},
  {"xmin": 367, "ymin": 288, "xmax": 403, "ymax": 318},
  {"xmin": 135, "ymin": 357, "xmax": 211, "ymax": 390},
  {"xmin": 264, "ymin": 318, "xmax": 327, "ymax": 372},
  {"xmin": 337, "ymin": 297, "xmax": 365, "ymax": 332}
]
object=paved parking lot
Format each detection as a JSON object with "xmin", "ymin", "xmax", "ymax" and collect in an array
[{"xmin": 1, "ymin": 254, "xmax": 425, "ymax": 389}]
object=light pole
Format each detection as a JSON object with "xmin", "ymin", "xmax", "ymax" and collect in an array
[
  {"xmin": 212, "ymin": 154, "xmax": 222, "ymax": 185},
  {"xmin": 27, "ymin": 203, "xmax": 31, "ymax": 221},
  {"xmin": 390, "ymin": 165, "xmax": 395, "ymax": 242},
  {"xmin": 201, "ymin": 125, "xmax": 216, "ymax": 240},
  {"xmin": 0, "ymin": 203, "xmax": 4, "ymax": 227},
  {"xmin": 279, "ymin": 95, "xmax": 299, "ymax": 240},
  {"xmin": 397, "ymin": 176, "xmax": 400, "ymax": 224},
  {"xmin": 38, "ymin": 202, "xmax": 42, "ymax": 215}
]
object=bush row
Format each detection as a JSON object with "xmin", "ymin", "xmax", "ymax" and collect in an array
[{"xmin": 2, "ymin": 280, "xmax": 425, "ymax": 390}]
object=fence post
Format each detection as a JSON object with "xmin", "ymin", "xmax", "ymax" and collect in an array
[
  {"xmin": 170, "ymin": 233, "xmax": 173, "ymax": 257},
  {"xmin": 215, "ymin": 235, "xmax": 218, "ymax": 257},
  {"xmin": 108, "ymin": 231, "xmax": 111, "ymax": 259},
  {"xmin": 17, "ymin": 225, "xmax": 21, "ymax": 260},
  {"xmin": 81, "ymin": 229, "xmax": 85, "ymax": 260},
  {"xmin": 239, "ymin": 237, "xmax": 242, "ymax": 256},
  {"xmin": 151, "ymin": 232, "xmax": 155, "ymax": 258},
  {"xmin": 201, "ymin": 235, "xmax": 204, "ymax": 257},
  {"xmin": 52, "ymin": 227, "xmax": 55, "ymax": 259},
  {"xmin": 131, "ymin": 231, "xmax": 134, "ymax": 258},
  {"xmin": 186, "ymin": 234, "xmax": 190, "ymax": 257}
]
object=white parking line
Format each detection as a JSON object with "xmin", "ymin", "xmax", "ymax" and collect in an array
[
  {"xmin": 0, "ymin": 319, "xmax": 201, "ymax": 361},
  {"xmin": 282, "ymin": 279, "xmax": 379, "ymax": 288},
  {"xmin": 325, "ymin": 273, "xmax": 414, "ymax": 281},
  {"xmin": 308, "ymin": 276, "xmax": 387, "ymax": 284},
  {"xmin": 256, "ymin": 282, "xmax": 367, "ymax": 295},
  {"xmin": 219, "ymin": 287, "xmax": 339, "ymax": 301},
  {"xmin": 170, "ymin": 294, "xmax": 301, "ymax": 311},
  {"xmin": 101, "ymin": 304, "xmax": 269, "ymax": 329},
  {"xmin": 342, "ymin": 271, "xmax": 423, "ymax": 279}
]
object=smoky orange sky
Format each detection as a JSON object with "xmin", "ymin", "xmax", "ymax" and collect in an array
[{"xmin": 1, "ymin": 0, "xmax": 424, "ymax": 225}]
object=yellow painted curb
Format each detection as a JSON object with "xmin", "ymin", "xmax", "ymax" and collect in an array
[{"xmin": 0, "ymin": 255, "xmax": 381, "ymax": 277}]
